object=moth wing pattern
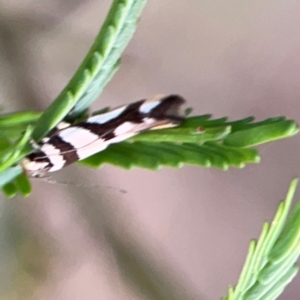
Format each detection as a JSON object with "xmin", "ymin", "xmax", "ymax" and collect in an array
[
  {"xmin": 41, "ymin": 121, "xmax": 71, "ymax": 143},
  {"xmin": 22, "ymin": 94, "xmax": 186, "ymax": 177}
]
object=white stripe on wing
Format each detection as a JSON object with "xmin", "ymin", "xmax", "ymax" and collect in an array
[{"xmin": 58, "ymin": 127, "xmax": 99, "ymax": 149}]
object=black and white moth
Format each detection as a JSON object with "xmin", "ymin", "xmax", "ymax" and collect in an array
[{"xmin": 22, "ymin": 94, "xmax": 186, "ymax": 177}]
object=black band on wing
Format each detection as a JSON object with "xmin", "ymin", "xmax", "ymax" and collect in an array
[
  {"xmin": 49, "ymin": 135, "xmax": 80, "ymax": 166},
  {"xmin": 76, "ymin": 95, "xmax": 185, "ymax": 138},
  {"xmin": 26, "ymin": 151, "xmax": 54, "ymax": 170},
  {"xmin": 76, "ymin": 100, "xmax": 145, "ymax": 138},
  {"xmin": 147, "ymin": 95, "xmax": 185, "ymax": 123}
]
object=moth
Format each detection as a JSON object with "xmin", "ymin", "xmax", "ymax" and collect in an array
[{"xmin": 22, "ymin": 94, "xmax": 186, "ymax": 178}]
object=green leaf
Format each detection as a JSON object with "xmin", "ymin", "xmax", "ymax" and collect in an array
[
  {"xmin": 0, "ymin": 136, "xmax": 11, "ymax": 152},
  {"xmin": 0, "ymin": 110, "xmax": 40, "ymax": 127},
  {"xmin": 0, "ymin": 0, "xmax": 299, "ymax": 201},
  {"xmin": 0, "ymin": 0, "xmax": 148, "ymax": 197},
  {"xmin": 79, "ymin": 141, "xmax": 259, "ymax": 170},
  {"xmin": 259, "ymin": 265, "xmax": 298, "ymax": 300},
  {"xmin": 0, "ymin": 165, "xmax": 23, "ymax": 188},
  {"xmin": 130, "ymin": 126, "xmax": 231, "ymax": 143},
  {"xmin": 223, "ymin": 179, "xmax": 300, "ymax": 300},
  {"xmin": 32, "ymin": 0, "xmax": 147, "ymax": 142},
  {"xmin": 0, "ymin": 113, "xmax": 298, "ymax": 198},
  {"xmin": 223, "ymin": 120, "xmax": 299, "ymax": 147},
  {"xmin": 2, "ymin": 182, "xmax": 18, "ymax": 198},
  {"xmin": 0, "ymin": 125, "xmax": 33, "ymax": 173},
  {"xmin": 268, "ymin": 200, "xmax": 300, "ymax": 264},
  {"xmin": 14, "ymin": 173, "xmax": 32, "ymax": 197}
]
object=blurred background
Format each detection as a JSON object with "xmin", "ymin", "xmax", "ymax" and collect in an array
[{"xmin": 0, "ymin": 0, "xmax": 300, "ymax": 299}]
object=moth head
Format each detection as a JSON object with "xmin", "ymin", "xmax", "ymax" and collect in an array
[{"xmin": 21, "ymin": 157, "xmax": 49, "ymax": 178}]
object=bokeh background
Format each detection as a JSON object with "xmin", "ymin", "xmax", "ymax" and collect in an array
[{"xmin": 1, "ymin": 1, "xmax": 300, "ymax": 299}]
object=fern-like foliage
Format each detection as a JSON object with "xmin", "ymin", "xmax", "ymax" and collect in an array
[
  {"xmin": 0, "ymin": 0, "xmax": 148, "ymax": 197},
  {"xmin": 0, "ymin": 109, "xmax": 298, "ymax": 198},
  {"xmin": 79, "ymin": 115, "xmax": 298, "ymax": 170},
  {"xmin": 222, "ymin": 179, "xmax": 300, "ymax": 300},
  {"xmin": 0, "ymin": 0, "xmax": 298, "ymax": 200},
  {"xmin": 32, "ymin": 0, "xmax": 148, "ymax": 142}
]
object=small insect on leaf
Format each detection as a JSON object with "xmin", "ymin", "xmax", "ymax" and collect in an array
[{"xmin": 22, "ymin": 95, "xmax": 186, "ymax": 178}]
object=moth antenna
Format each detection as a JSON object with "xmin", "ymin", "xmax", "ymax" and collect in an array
[{"xmin": 40, "ymin": 175, "xmax": 127, "ymax": 194}]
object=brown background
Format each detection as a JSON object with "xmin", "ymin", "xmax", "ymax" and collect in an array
[{"xmin": 0, "ymin": 1, "xmax": 300, "ymax": 299}]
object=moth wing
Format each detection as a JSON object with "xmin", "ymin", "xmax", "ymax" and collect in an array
[{"xmin": 23, "ymin": 94, "xmax": 186, "ymax": 175}]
